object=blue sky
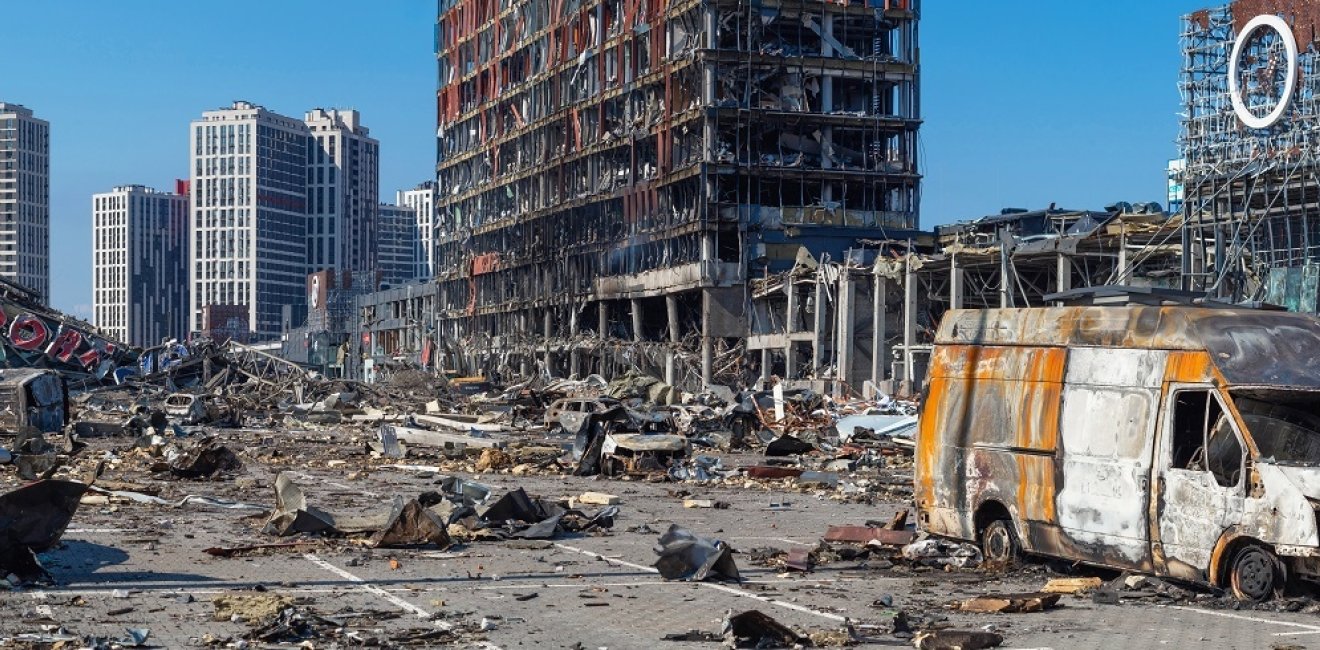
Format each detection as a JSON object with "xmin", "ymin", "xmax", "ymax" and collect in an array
[{"xmin": 2, "ymin": 0, "xmax": 1209, "ymax": 317}]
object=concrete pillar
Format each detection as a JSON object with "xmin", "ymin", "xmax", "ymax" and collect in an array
[
  {"xmin": 903, "ymin": 258, "xmax": 918, "ymax": 393},
  {"xmin": 834, "ymin": 269, "xmax": 854, "ymax": 397},
  {"xmin": 999, "ymin": 230, "xmax": 1014, "ymax": 308},
  {"xmin": 949, "ymin": 253, "xmax": 964, "ymax": 310},
  {"xmin": 784, "ymin": 282, "xmax": 798, "ymax": 381},
  {"xmin": 701, "ymin": 289, "xmax": 713, "ymax": 388},
  {"xmin": 811, "ymin": 273, "xmax": 826, "ymax": 372},
  {"xmin": 631, "ymin": 298, "xmax": 643, "ymax": 342},
  {"xmin": 666, "ymin": 294, "xmax": 680, "ymax": 343},
  {"xmin": 569, "ymin": 307, "xmax": 581, "ymax": 378},
  {"xmin": 872, "ymin": 275, "xmax": 887, "ymax": 387},
  {"xmin": 665, "ymin": 351, "xmax": 676, "ymax": 386},
  {"xmin": 760, "ymin": 348, "xmax": 771, "ymax": 384},
  {"xmin": 1117, "ymin": 222, "xmax": 1129, "ymax": 285},
  {"xmin": 542, "ymin": 310, "xmax": 553, "ymax": 375},
  {"xmin": 518, "ymin": 311, "xmax": 530, "ymax": 376},
  {"xmin": 598, "ymin": 301, "xmax": 609, "ymax": 376},
  {"xmin": 1056, "ymin": 252, "xmax": 1071, "ymax": 306}
]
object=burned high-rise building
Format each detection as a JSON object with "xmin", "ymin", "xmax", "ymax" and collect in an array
[{"xmin": 433, "ymin": 0, "xmax": 921, "ymax": 386}]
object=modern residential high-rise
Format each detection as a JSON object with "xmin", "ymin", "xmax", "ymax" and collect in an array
[
  {"xmin": 189, "ymin": 101, "xmax": 309, "ymax": 340},
  {"xmin": 303, "ymin": 109, "xmax": 379, "ymax": 274},
  {"xmin": 0, "ymin": 102, "xmax": 50, "ymax": 303},
  {"xmin": 377, "ymin": 203, "xmax": 418, "ymax": 286},
  {"xmin": 92, "ymin": 184, "xmax": 189, "ymax": 346},
  {"xmin": 397, "ymin": 181, "xmax": 436, "ymax": 279},
  {"xmin": 431, "ymin": 0, "xmax": 921, "ymax": 386}
]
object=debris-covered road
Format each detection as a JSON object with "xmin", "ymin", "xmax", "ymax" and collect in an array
[{"xmin": 3, "ymin": 426, "xmax": 1319, "ymax": 649}]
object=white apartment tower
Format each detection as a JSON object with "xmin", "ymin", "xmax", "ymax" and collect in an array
[
  {"xmin": 190, "ymin": 101, "xmax": 309, "ymax": 340},
  {"xmin": 377, "ymin": 203, "xmax": 418, "ymax": 286},
  {"xmin": 397, "ymin": 181, "xmax": 436, "ymax": 279},
  {"xmin": 0, "ymin": 103, "xmax": 50, "ymax": 302},
  {"xmin": 304, "ymin": 109, "xmax": 379, "ymax": 274},
  {"xmin": 92, "ymin": 185, "xmax": 188, "ymax": 346}
]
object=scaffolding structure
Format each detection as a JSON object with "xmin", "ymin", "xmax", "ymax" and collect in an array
[
  {"xmin": 430, "ymin": 0, "xmax": 922, "ymax": 388},
  {"xmin": 1179, "ymin": 2, "xmax": 1320, "ymax": 304}
]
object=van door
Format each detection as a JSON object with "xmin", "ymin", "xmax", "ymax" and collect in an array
[
  {"xmin": 1152, "ymin": 385, "xmax": 1248, "ymax": 581},
  {"xmin": 1053, "ymin": 347, "xmax": 1164, "ymax": 569}
]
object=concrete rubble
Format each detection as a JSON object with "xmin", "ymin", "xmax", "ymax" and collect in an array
[{"xmin": 6, "ymin": 292, "xmax": 1320, "ymax": 647}]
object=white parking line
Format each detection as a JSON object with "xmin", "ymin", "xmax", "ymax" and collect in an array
[
  {"xmin": 1163, "ymin": 605, "xmax": 1320, "ymax": 636},
  {"xmin": 303, "ymin": 553, "xmax": 431, "ymax": 619},
  {"xmin": 552, "ymin": 542, "xmax": 847, "ymax": 622}
]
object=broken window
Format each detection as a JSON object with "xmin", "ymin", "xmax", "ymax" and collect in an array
[
  {"xmin": 1234, "ymin": 392, "xmax": 1320, "ymax": 466},
  {"xmin": 1171, "ymin": 389, "xmax": 1243, "ymax": 487},
  {"xmin": 1171, "ymin": 391, "xmax": 1210, "ymax": 470}
]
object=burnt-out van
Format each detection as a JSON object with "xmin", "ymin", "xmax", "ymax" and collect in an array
[{"xmin": 916, "ymin": 305, "xmax": 1320, "ymax": 600}]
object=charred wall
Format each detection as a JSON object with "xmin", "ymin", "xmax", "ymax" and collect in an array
[{"xmin": 433, "ymin": 0, "xmax": 921, "ymax": 387}]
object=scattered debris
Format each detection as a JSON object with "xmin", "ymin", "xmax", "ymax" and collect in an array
[
  {"xmin": 654, "ymin": 524, "xmax": 741, "ymax": 582},
  {"xmin": 721, "ymin": 609, "xmax": 806, "ymax": 648},
  {"xmin": 954, "ymin": 592, "xmax": 1061, "ymax": 613},
  {"xmin": 913, "ymin": 630, "xmax": 1004, "ymax": 650},
  {"xmin": 0, "ymin": 479, "xmax": 87, "ymax": 583},
  {"xmin": 1042, "ymin": 576, "xmax": 1104, "ymax": 594}
]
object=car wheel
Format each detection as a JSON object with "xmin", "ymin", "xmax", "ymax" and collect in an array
[
  {"xmin": 980, "ymin": 519, "xmax": 1020, "ymax": 565},
  {"xmin": 1230, "ymin": 545, "xmax": 1278, "ymax": 602}
]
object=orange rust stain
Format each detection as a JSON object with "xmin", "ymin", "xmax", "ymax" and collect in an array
[
  {"xmin": 1016, "ymin": 454, "xmax": 1057, "ymax": 523},
  {"xmin": 915, "ymin": 375, "xmax": 948, "ymax": 508},
  {"xmin": 1162, "ymin": 350, "xmax": 1212, "ymax": 384}
]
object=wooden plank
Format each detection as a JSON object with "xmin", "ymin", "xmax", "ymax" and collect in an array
[{"xmin": 385, "ymin": 424, "xmax": 506, "ymax": 449}]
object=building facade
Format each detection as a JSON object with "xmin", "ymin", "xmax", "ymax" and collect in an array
[
  {"xmin": 1179, "ymin": 4, "xmax": 1320, "ymax": 305},
  {"xmin": 397, "ymin": 181, "xmax": 436, "ymax": 279},
  {"xmin": 92, "ymin": 184, "xmax": 189, "ymax": 346},
  {"xmin": 304, "ymin": 109, "xmax": 379, "ymax": 275},
  {"xmin": 0, "ymin": 102, "xmax": 50, "ymax": 303},
  {"xmin": 189, "ymin": 101, "xmax": 309, "ymax": 340},
  {"xmin": 377, "ymin": 203, "xmax": 418, "ymax": 286},
  {"xmin": 431, "ymin": 0, "xmax": 921, "ymax": 387}
]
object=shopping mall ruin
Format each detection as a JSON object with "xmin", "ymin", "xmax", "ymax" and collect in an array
[{"xmin": 429, "ymin": 0, "xmax": 923, "ymax": 388}]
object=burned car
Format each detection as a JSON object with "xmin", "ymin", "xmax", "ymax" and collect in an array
[
  {"xmin": 163, "ymin": 393, "xmax": 235, "ymax": 426},
  {"xmin": 0, "ymin": 368, "xmax": 68, "ymax": 433},
  {"xmin": 545, "ymin": 397, "xmax": 617, "ymax": 432},
  {"xmin": 572, "ymin": 403, "xmax": 688, "ymax": 477},
  {"xmin": 918, "ymin": 305, "xmax": 1320, "ymax": 601}
]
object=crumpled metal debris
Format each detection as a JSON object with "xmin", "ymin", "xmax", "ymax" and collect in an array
[
  {"xmin": 653, "ymin": 524, "xmax": 741, "ymax": 582},
  {"xmin": 0, "ymin": 479, "xmax": 88, "ymax": 583},
  {"xmin": 371, "ymin": 496, "xmax": 451, "ymax": 548},
  {"xmin": 262, "ymin": 473, "xmax": 339, "ymax": 536},
  {"xmin": 902, "ymin": 538, "xmax": 983, "ymax": 569},
  {"xmin": 721, "ymin": 609, "xmax": 805, "ymax": 648},
  {"xmin": 765, "ymin": 434, "xmax": 814, "ymax": 456},
  {"xmin": 169, "ymin": 438, "xmax": 243, "ymax": 478}
]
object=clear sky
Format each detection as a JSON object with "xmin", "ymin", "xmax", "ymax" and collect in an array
[{"xmin": 2, "ymin": 0, "xmax": 1210, "ymax": 318}]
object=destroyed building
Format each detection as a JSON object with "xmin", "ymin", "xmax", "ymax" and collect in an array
[
  {"xmin": 749, "ymin": 204, "xmax": 1183, "ymax": 394},
  {"xmin": 431, "ymin": 0, "xmax": 922, "ymax": 388},
  {"xmin": 1179, "ymin": 2, "xmax": 1320, "ymax": 307}
]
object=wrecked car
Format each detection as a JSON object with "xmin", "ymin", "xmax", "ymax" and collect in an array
[
  {"xmin": 0, "ymin": 368, "xmax": 68, "ymax": 433},
  {"xmin": 544, "ymin": 397, "xmax": 616, "ymax": 432},
  {"xmin": 573, "ymin": 404, "xmax": 688, "ymax": 477},
  {"xmin": 164, "ymin": 393, "xmax": 234, "ymax": 426},
  {"xmin": 164, "ymin": 393, "xmax": 207, "ymax": 424},
  {"xmin": 917, "ymin": 305, "xmax": 1320, "ymax": 601}
]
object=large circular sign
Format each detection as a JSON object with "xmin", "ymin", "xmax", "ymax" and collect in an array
[{"xmin": 1229, "ymin": 14, "xmax": 1298, "ymax": 130}]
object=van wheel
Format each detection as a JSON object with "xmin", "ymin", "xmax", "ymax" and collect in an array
[
  {"xmin": 1229, "ymin": 545, "xmax": 1278, "ymax": 602},
  {"xmin": 980, "ymin": 519, "xmax": 1019, "ymax": 565}
]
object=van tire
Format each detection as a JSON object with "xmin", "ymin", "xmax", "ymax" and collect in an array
[
  {"xmin": 980, "ymin": 519, "xmax": 1020, "ymax": 565},
  {"xmin": 1229, "ymin": 545, "xmax": 1279, "ymax": 602}
]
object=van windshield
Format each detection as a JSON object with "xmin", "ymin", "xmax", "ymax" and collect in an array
[{"xmin": 1232, "ymin": 391, "xmax": 1320, "ymax": 466}]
